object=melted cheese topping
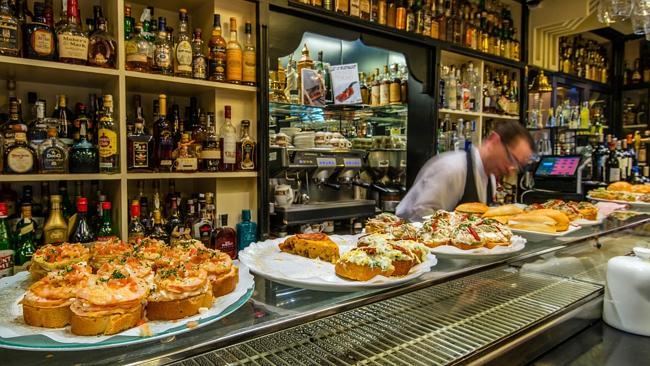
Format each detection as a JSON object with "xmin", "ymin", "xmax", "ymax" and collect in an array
[{"xmin": 340, "ymin": 249, "xmax": 394, "ymax": 271}]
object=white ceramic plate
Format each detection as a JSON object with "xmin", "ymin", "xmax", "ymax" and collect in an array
[
  {"xmin": 510, "ymin": 224, "xmax": 582, "ymax": 240},
  {"xmin": 587, "ymin": 196, "xmax": 650, "ymax": 210},
  {"xmin": 239, "ymin": 235, "xmax": 437, "ymax": 292},
  {"xmin": 572, "ymin": 212, "xmax": 607, "ymax": 227},
  {"xmin": 0, "ymin": 263, "xmax": 254, "ymax": 351},
  {"xmin": 430, "ymin": 236, "xmax": 527, "ymax": 260}
]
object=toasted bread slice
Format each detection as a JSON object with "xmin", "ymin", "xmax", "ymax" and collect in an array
[
  {"xmin": 334, "ymin": 261, "xmax": 394, "ymax": 281},
  {"xmin": 70, "ymin": 303, "xmax": 143, "ymax": 336},
  {"xmin": 391, "ymin": 259, "xmax": 416, "ymax": 276},
  {"xmin": 22, "ymin": 301, "xmax": 72, "ymax": 328},
  {"xmin": 146, "ymin": 291, "xmax": 213, "ymax": 321},
  {"xmin": 211, "ymin": 265, "xmax": 239, "ymax": 298}
]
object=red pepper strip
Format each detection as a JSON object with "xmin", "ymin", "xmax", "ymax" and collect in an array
[{"xmin": 467, "ymin": 227, "xmax": 480, "ymax": 242}]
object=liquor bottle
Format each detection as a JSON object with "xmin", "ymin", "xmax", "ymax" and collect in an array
[
  {"xmin": 123, "ymin": 4, "xmax": 134, "ymax": 40},
  {"xmin": 213, "ymin": 214, "xmax": 237, "ymax": 259},
  {"xmin": 165, "ymin": 198, "xmax": 182, "ymax": 242},
  {"xmin": 140, "ymin": 197, "xmax": 152, "ymax": 235},
  {"xmin": 14, "ymin": 204, "xmax": 35, "ymax": 266},
  {"xmin": 70, "ymin": 197, "xmax": 94, "ymax": 245},
  {"xmin": 4, "ymin": 132, "xmax": 37, "ymax": 174},
  {"xmin": 125, "ymin": 23, "xmax": 150, "ymax": 72},
  {"xmin": 87, "ymin": 17, "xmax": 116, "ymax": 68},
  {"xmin": 201, "ymin": 113, "xmax": 221, "ymax": 171},
  {"xmin": 58, "ymin": 181, "xmax": 73, "ymax": 221},
  {"xmin": 242, "ymin": 21, "xmax": 256, "ymax": 86},
  {"xmin": 370, "ymin": 69, "xmax": 380, "ymax": 106},
  {"xmin": 360, "ymin": 0, "xmax": 371, "ymax": 20},
  {"xmin": 174, "ymin": 9, "xmax": 192, "ymax": 77},
  {"xmin": 43, "ymin": 195, "xmax": 68, "ymax": 245},
  {"xmin": 2, "ymin": 98, "xmax": 21, "ymax": 149},
  {"xmin": 389, "ymin": 64, "xmax": 401, "ymax": 104},
  {"xmin": 236, "ymin": 209, "xmax": 257, "ymax": 251},
  {"xmin": 73, "ymin": 103, "xmax": 90, "ymax": 143},
  {"xmin": 226, "ymin": 17, "xmax": 243, "ymax": 84},
  {"xmin": 154, "ymin": 94, "xmax": 174, "ymax": 171},
  {"xmin": 182, "ymin": 199, "xmax": 196, "ymax": 237},
  {"xmin": 69, "ymin": 117, "xmax": 99, "ymax": 173},
  {"xmin": 335, "ymin": 0, "xmax": 350, "ymax": 15},
  {"xmin": 0, "ymin": 0, "xmax": 19, "ymax": 56},
  {"xmin": 152, "ymin": 17, "xmax": 172, "ymax": 75},
  {"xmin": 379, "ymin": 65, "xmax": 390, "ymax": 106},
  {"xmin": 127, "ymin": 200, "xmax": 145, "ymax": 243},
  {"xmin": 38, "ymin": 127, "xmax": 68, "ymax": 173},
  {"xmin": 98, "ymin": 95, "xmax": 118, "ymax": 173},
  {"xmin": 606, "ymin": 142, "xmax": 621, "ymax": 183},
  {"xmin": 208, "ymin": 14, "xmax": 227, "ymax": 82},
  {"xmin": 127, "ymin": 116, "xmax": 154, "ymax": 172},
  {"xmin": 238, "ymin": 120, "xmax": 255, "ymax": 170},
  {"xmin": 56, "ymin": 0, "xmax": 88, "ymax": 64},
  {"xmin": 220, "ymin": 106, "xmax": 237, "ymax": 171},
  {"xmin": 0, "ymin": 202, "xmax": 12, "ymax": 276},
  {"xmin": 173, "ymin": 133, "xmax": 198, "ymax": 172},
  {"xmin": 193, "ymin": 209, "xmax": 212, "ymax": 247},
  {"xmin": 191, "ymin": 28, "xmax": 207, "ymax": 80},
  {"xmin": 96, "ymin": 201, "xmax": 116, "ymax": 242},
  {"xmin": 149, "ymin": 209, "xmax": 169, "ymax": 242},
  {"xmin": 24, "ymin": 1, "xmax": 55, "ymax": 60},
  {"xmin": 52, "ymin": 94, "xmax": 74, "ymax": 146},
  {"xmin": 632, "ymin": 59, "xmax": 643, "ymax": 84}
]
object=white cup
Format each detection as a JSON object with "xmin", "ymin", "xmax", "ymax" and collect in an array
[{"xmin": 274, "ymin": 184, "xmax": 294, "ymax": 207}]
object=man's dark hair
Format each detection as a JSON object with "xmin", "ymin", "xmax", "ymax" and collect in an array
[{"xmin": 493, "ymin": 120, "xmax": 535, "ymax": 151}]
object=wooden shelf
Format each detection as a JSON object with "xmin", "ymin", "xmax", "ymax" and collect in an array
[
  {"xmin": 0, "ymin": 55, "xmax": 118, "ymax": 87},
  {"xmin": 0, "ymin": 173, "xmax": 121, "ymax": 182},
  {"xmin": 622, "ymin": 83, "xmax": 650, "ymax": 92},
  {"xmin": 438, "ymin": 108, "xmax": 482, "ymax": 117},
  {"xmin": 124, "ymin": 71, "xmax": 257, "ymax": 96},
  {"xmin": 482, "ymin": 112, "xmax": 519, "ymax": 120},
  {"xmin": 126, "ymin": 172, "xmax": 258, "ymax": 179},
  {"xmin": 622, "ymin": 124, "xmax": 648, "ymax": 129}
]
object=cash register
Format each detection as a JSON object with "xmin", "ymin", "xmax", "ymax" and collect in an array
[{"xmin": 521, "ymin": 155, "xmax": 591, "ymax": 204}]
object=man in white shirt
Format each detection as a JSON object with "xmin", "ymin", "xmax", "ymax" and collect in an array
[{"xmin": 396, "ymin": 120, "xmax": 534, "ymax": 222}]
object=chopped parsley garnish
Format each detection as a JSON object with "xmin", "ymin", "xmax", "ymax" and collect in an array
[{"xmin": 111, "ymin": 270, "xmax": 126, "ymax": 279}]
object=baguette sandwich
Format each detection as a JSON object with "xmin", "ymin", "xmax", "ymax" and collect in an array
[
  {"xmin": 481, "ymin": 204, "xmax": 524, "ymax": 224},
  {"xmin": 509, "ymin": 209, "xmax": 570, "ymax": 233}
]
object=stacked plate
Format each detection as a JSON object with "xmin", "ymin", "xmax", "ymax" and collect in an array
[{"xmin": 293, "ymin": 131, "xmax": 315, "ymax": 149}]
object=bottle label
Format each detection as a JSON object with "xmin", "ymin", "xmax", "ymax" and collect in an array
[
  {"xmin": 223, "ymin": 132, "xmax": 237, "ymax": 164},
  {"xmin": 209, "ymin": 45, "xmax": 227, "ymax": 79},
  {"xmin": 42, "ymin": 146, "xmax": 67, "ymax": 173},
  {"xmin": 199, "ymin": 224, "xmax": 211, "ymax": 247},
  {"xmin": 133, "ymin": 141, "xmax": 149, "ymax": 168},
  {"xmin": 240, "ymin": 141, "xmax": 255, "ymax": 170},
  {"xmin": 7, "ymin": 147, "xmax": 34, "ymax": 173},
  {"xmin": 350, "ymin": 0, "xmax": 360, "ymax": 16},
  {"xmin": 0, "ymin": 250, "xmax": 14, "ymax": 278},
  {"xmin": 96, "ymin": 235, "xmax": 117, "ymax": 242},
  {"xmin": 371, "ymin": 85, "xmax": 380, "ymax": 106},
  {"xmin": 200, "ymin": 143, "xmax": 221, "ymax": 159},
  {"xmin": 98, "ymin": 128, "xmax": 118, "ymax": 158},
  {"xmin": 45, "ymin": 228, "xmax": 66, "ymax": 244},
  {"xmin": 216, "ymin": 239, "xmax": 236, "ymax": 259},
  {"xmin": 126, "ymin": 42, "xmax": 147, "ymax": 63},
  {"xmin": 379, "ymin": 84, "xmax": 389, "ymax": 105},
  {"xmin": 20, "ymin": 222, "xmax": 34, "ymax": 236},
  {"xmin": 609, "ymin": 168, "xmax": 621, "ymax": 182},
  {"xmin": 174, "ymin": 157, "xmax": 198, "ymax": 171},
  {"xmin": 0, "ymin": 21, "xmax": 18, "ymax": 53},
  {"xmin": 154, "ymin": 46, "xmax": 171, "ymax": 68},
  {"xmin": 226, "ymin": 49, "xmax": 242, "ymax": 81},
  {"xmin": 58, "ymin": 34, "xmax": 89, "ymax": 61},
  {"xmin": 31, "ymin": 29, "xmax": 55, "ymax": 56},
  {"xmin": 389, "ymin": 82, "xmax": 401, "ymax": 103},
  {"xmin": 192, "ymin": 56, "xmax": 207, "ymax": 79},
  {"xmin": 243, "ymin": 51, "xmax": 256, "ymax": 83},
  {"xmin": 175, "ymin": 40, "xmax": 193, "ymax": 72}
]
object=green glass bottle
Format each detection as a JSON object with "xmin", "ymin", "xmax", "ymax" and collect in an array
[
  {"xmin": 0, "ymin": 202, "xmax": 11, "ymax": 251},
  {"xmin": 14, "ymin": 204, "xmax": 36, "ymax": 266},
  {"xmin": 96, "ymin": 201, "xmax": 117, "ymax": 242}
]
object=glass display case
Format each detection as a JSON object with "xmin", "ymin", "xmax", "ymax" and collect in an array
[{"xmin": 4, "ymin": 214, "xmax": 649, "ymax": 365}]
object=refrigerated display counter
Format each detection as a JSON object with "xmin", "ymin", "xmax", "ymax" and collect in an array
[{"xmin": 2, "ymin": 215, "xmax": 649, "ymax": 365}]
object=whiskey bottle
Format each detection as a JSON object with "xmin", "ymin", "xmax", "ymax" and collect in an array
[
  {"xmin": 4, "ymin": 132, "xmax": 37, "ymax": 174},
  {"xmin": 173, "ymin": 133, "xmax": 198, "ymax": 172},
  {"xmin": 149, "ymin": 209, "xmax": 169, "ymax": 242},
  {"xmin": 69, "ymin": 118, "xmax": 99, "ymax": 173},
  {"xmin": 389, "ymin": 63, "xmax": 402, "ymax": 104},
  {"xmin": 191, "ymin": 28, "xmax": 207, "ymax": 79},
  {"xmin": 380, "ymin": 65, "xmax": 390, "ymax": 106},
  {"xmin": 43, "ymin": 195, "xmax": 68, "ymax": 245},
  {"xmin": 127, "ymin": 118, "xmax": 154, "ymax": 172},
  {"xmin": 213, "ymin": 214, "xmax": 237, "ymax": 259},
  {"xmin": 220, "ymin": 106, "xmax": 237, "ymax": 171},
  {"xmin": 201, "ymin": 113, "xmax": 221, "ymax": 171},
  {"xmin": 154, "ymin": 94, "xmax": 174, "ymax": 171},
  {"xmin": 165, "ymin": 197, "xmax": 182, "ymax": 242},
  {"xmin": 14, "ymin": 204, "xmax": 35, "ymax": 266},
  {"xmin": 28, "ymin": 100, "xmax": 48, "ymax": 150},
  {"xmin": 238, "ymin": 120, "xmax": 255, "ymax": 170},
  {"xmin": 53, "ymin": 94, "xmax": 74, "ymax": 146},
  {"xmin": 208, "ymin": 14, "xmax": 227, "ymax": 82},
  {"xmin": 226, "ymin": 17, "xmax": 242, "ymax": 84},
  {"xmin": 173, "ymin": 9, "xmax": 193, "ymax": 77},
  {"xmin": 57, "ymin": 0, "xmax": 88, "ymax": 64},
  {"xmin": 242, "ymin": 21, "xmax": 256, "ymax": 86},
  {"xmin": 3, "ymin": 98, "xmax": 22, "ymax": 149},
  {"xmin": 125, "ymin": 23, "xmax": 150, "ymax": 72},
  {"xmin": 87, "ymin": 17, "xmax": 116, "ymax": 68},
  {"xmin": 0, "ymin": 0, "xmax": 19, "ymax": 56},
  {"xmin": 98, "ymin": 95, "xmax": 118, "ymax": 173},
  {"xmin": 370, "ymin": 69, "xmax": 380, "ymax": 106},
  {"xmin": 38, "ymin": 127, "xmax": 69, "ymax": 173},
  {"xmin": 193, "ymin": 209, "xmax": 212, "ymax": 247},
  {"xmin": 359, "ymin": 72, "xmax": 369, "ymax": 105},
  {"xmin": 153, "ymin": 17, "xmax": 172, "ymax": 75},
  {"xmin": 24, "ymin": 1, "xmax": 55, "ymax": 60}
]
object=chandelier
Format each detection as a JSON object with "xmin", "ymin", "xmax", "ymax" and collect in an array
[{"xmin": 598, "ymin": 0, "xmax": 650, "ymax": 39}]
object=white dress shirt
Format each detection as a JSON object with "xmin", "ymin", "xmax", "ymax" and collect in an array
[{"xmin": 396, "ymin": 147, "xmax": 495, "ymax": 222}]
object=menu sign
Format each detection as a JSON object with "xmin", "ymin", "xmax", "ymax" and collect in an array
[{"xmin": 329, "ymin": 63, "xmax": 362, "ymax": 105}]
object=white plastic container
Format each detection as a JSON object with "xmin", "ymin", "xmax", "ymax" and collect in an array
[{"xmin": 603, "ymin": 247, "xmax": 650, "ymax": 337}]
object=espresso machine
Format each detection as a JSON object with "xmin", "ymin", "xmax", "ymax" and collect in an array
[
  {"xmin": 365, "ymin": 149, "xmax": 407, "ymax": 212},
  {"xmin": 268, "ymin": 146, "xmax": 376, "ymax": 233}
]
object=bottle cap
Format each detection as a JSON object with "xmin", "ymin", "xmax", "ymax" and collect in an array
[
  {"xmin": 76, "ymin": 197, "xmax": 88, "ymax": 212},
  {"xmin": 0, "ymin": 203, "xmax": 7, "ymax": 217},
  {"xmin": 102, "ymin": 201, "xmax": 112, "ymax": 210},
  {"xmin": 242, "ymin": 209, "xmax": 251, "ymax": 221},
  {"xmin": 131, "ymin": 202, "xmax": 141, "ymax": 217}
]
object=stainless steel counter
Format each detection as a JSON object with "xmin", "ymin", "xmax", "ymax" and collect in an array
[{"xmin": 2, "ymin": 215, "xmax": 649, "ymax": 366}]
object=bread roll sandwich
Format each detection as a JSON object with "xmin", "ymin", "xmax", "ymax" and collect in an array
[
  {"xmin": 70, "ymin": 268, "xmax": 147, "ymax": 335},
  {"xmin": 455, "ymin": 202, "xmax": 489, "ymax": 215},
  {"xmin": 278, "ymin": 233, "xmax": 340, "ymax": 263},
  {"xmin": 30, "ymin": 243, "xmax": 90, "ymax": 280},
  {"xmin": 146, "ymin": 262, "xmax": 213, "ymax": 321},
  {"xmin": 22, "ymin": 263, "xmax": 92, "ymax": 328},
  {"xmin": 335, "ymin": 247, "xmax": 394, "ymax": 281},
  {"xmin": 608, "ymin": 181, "xmax": 633, "ymax": 192},
  {"xmin": 356, "ymin": 234, "xmax": 418, "ymax": 276},
  {"xmin": 509, "ymin": 209, "xmax": 570, "ymax": 233},
  {"xmin": 482, "ymin": 204, "xmax": 524, "ymax": 224}
]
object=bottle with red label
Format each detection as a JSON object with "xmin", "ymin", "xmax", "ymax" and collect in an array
[{"xmin": 212, "ymin": 214, "xmax": 236, "ymax": 259}]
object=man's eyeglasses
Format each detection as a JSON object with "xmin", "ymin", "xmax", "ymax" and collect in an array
[{"xmin": 502, "ymin": 140, "xmax": 526, "ymax": 171}]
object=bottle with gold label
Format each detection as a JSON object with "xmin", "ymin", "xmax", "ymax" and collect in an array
[
  {"xmin": 242, "ymin": 21, "xmax": 256, "ymax": 86},
  {"xmin": 43, "ymin": 195, "xmax": 68, "ymax": 245},
  {"xmin": 98, "ymin": 94, "xmax": 118, "ymax": 174},
  {"xmin": 238, "ymin": 120, "xmax": 255, "ymax": 170},
  {"xmin": 226, "ymin": 17, "xmax": 242, "ymax": 84},
  {"xmin": 174, "ymin": 9, "xmax": 192, "ymax": 77},
  {"xmin": 56, "ymin": 0, "xmax": 88, "ymax": 64}
]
